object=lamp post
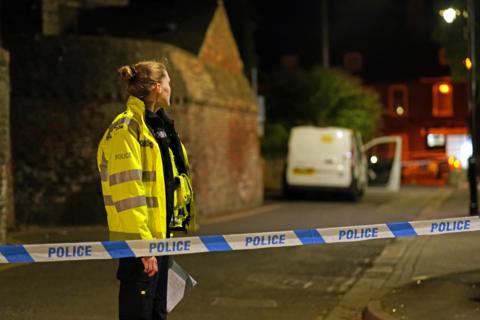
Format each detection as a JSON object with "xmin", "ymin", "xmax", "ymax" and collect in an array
[
  {"xmin": 441, "ymin": 1, "xmax": 478, "ymax": 216},
  {"xmin": 322, "ymin": 0, "xmax": 330, "ymax": 68},
  {"xmin": 467, "ymin": 0, "xmax": 479, "ymax": 216}
]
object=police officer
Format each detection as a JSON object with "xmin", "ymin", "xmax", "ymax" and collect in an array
[{"xmin": 97, "ymin": 60, "xmax": 194, "ymax": 320}]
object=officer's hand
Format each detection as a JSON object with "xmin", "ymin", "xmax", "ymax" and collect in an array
[{"xmin": 141, "ymin": 256, "xmax": 158, "ymax": 277}]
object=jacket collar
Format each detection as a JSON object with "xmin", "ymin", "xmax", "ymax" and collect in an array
[
  {"xmin": 126, "ymin": 95, "xmax": 147, "ymax": 119},
  {"xmin": 126, "ymin": 95, "xmax": 174, "ymax": 127}
]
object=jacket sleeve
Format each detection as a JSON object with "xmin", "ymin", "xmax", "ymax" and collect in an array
[
  {"xmin": 108, "ymin": 128, "xmax": 153, "ymax": 240},
  {"xmin": 182, "ymin": 143, "xmax": 196, "ymax": 232},
  {"xmin": 181, "ymin": 143, "xmax": 191, "ymax": 173}
]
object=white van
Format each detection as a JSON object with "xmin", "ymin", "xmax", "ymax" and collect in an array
[
  {"xmin": 284, "ymin": 126, "xmax": 366, "ymax": 199},
  {"xmin": 283, "ymin": 126, "xmax": 402, "ymax": 200}
]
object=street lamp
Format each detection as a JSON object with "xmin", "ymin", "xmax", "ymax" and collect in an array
[
  {"xmin": 441, "ymin": 1, "xmax": 478, "ymax": 216},
  {"xmin": 441, "ymin": 8, "xmax": 458, "ymax": 23}
]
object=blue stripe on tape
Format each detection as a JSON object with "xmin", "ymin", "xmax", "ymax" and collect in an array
[
  {"xmin": 294, "ymin": 229, "xmax": 325, "ymax": 245},
  {"xmin": 387, "ymin": 222, "xmax": 417, "ymax": 237},
  {"xmin": 199, "ymin": 235, "xmax": 232, "ymax": 252},
  {"xmin": 0, "ymin": 245, "xmax": 34, "ymax": 263},
  {"xmin": 101, "ymin": 241, "xmax": 135, "ymax": 259}
]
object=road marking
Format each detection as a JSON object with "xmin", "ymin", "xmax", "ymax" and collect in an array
[
  {"xmin": 201, "ymin": 203, "xmax": 287, "ymax": 224},
  {"xmin": 211, "ymin": 297, "xmax": 278, "ymax": 308}
]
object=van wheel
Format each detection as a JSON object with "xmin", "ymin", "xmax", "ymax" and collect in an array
[
  {"xmin": 283, "ymin": 185, "xmax": 295, "ymax": 199},
  {"xmin": 282, "ymin": 171, "xmax": 296, "ymax": 200},
  {"xmin": 347, "ymin": 177, "xmax": 361, "ymax": 202}
]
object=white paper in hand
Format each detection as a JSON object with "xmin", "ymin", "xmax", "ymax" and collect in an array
[{"xmin": 167, "ymin": 258, "xmax": 197, "ymax": 313}]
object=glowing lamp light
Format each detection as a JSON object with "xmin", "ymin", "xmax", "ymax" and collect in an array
[
  {"xmin": 438, "ymin": 83, "xmax": 451, "ymax": 94},
  {"xmin": 464, "ymin": 57, "xmax": 472, "ymax": 70},
  {"xmin": 441, "ymin": 8, "xmax": 457, "ymax": 23},
  {"xmin": 370, "ymin": 155, "xmax": 378, "ymax": 164},
  {"xmin": 453, "ymin": 160, "xmax": 461, "ymax": 169},
  {"xmin": 448, "ymin": 156, "xmax": 455, "ymax": 166},
  {"xmin": 396, "ymin": 106, "xmax": 405, "ymax": 115}
]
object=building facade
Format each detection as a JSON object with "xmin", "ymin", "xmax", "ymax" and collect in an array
[{"xmin": 371, "ymin": 77, "xmax": 470, "ymax": 185}]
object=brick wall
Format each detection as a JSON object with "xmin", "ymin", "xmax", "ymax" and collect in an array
[
  {"xmin": 199, "ymin": 0, "xmax": 244, "ymax": 75},
  {"xmin": 169, "ymin": 48, "xmax": 262, "ymax": 216},
  {"xmin": 42, "ymin": 0, "xmax": 129, "ymax": 35},
  {"xmin": 9, "ymin": 35, "xmax": 262, "ymax": 225},
  {"xmin": 0, "ymin": 48, "xmax": 12, "ymax": 242},
  {"xmin": 185, "ymin": 104, "xmax": 262, "ymax": 215}
]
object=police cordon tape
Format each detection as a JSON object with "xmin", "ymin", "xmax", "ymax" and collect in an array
[{"xmin": 0, "ymin": 216, "xmax": 479, "ymax": 264}]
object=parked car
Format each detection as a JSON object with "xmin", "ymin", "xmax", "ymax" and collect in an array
[{"xmin": 401, "ymin": 152, "xmax": 461, "ymax": 185}]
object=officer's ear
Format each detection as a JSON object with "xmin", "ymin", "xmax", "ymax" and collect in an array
[{"xmin": 151, "ymin": 82, "xmax": 161, "ymax": 94}]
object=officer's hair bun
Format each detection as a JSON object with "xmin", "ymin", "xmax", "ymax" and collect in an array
[
  {"xmin": 118, "ymin": 61, "xmax": 167, "ymax": 98},
  {"xmin": 118, "ymin": 65, "xmax": 136, "ymax": 81}
]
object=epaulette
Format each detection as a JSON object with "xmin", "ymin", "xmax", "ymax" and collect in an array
[{"xmin": 105, "ymin": 113, "xmax": 140, "ymax": 141}]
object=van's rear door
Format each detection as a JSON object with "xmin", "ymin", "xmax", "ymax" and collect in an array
[{"xmin": 363, "ymin": 136, "xmax": 402, "ymax": 191}]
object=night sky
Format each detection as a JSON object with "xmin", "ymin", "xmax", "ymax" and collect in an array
[
  {"xmin": 0, "ymin": 0, "xmax": 449, "ymax": 83},
  {"xmin": 250, "ymin": 0, "xmax": 444, "ymax": 82}
]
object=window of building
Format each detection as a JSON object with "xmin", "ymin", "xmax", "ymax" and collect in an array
[
  {"xmin": 388, "ymin": 85, "xmax": 408, "ymax": 117},
  {"xmin": 438, "ymin": 48, "xmax": 449, "ymax": 66},
  {"xmin": 432, "ymin": 82, "xmax": 453, "ymax": 117},
  {"xmin": 426, "ymin": 133, "xmax": 446, "ymax": 148}
]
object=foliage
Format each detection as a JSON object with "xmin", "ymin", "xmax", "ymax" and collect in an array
[
  {"xmin": 432, "ymin": 0, "xmax": 469, "ymax": 82},
  {"xmin": 261, "ymin": 122, "xmax": 290, "ymax": 159},
  {"xmin": 262, "ymin": 67, "xmax": 382, "ymax": 158},
  {"xmin": 265, "ymin": 69, "xmax": 314, "ymax": 126},
  {"xmin": 309, "ymin": 67, "xmax": 382, "ymax": 140}
]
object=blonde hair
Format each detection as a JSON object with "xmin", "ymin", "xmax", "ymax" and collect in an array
[{"xmin": 118, "ymin": 61, "xmax": 167, "ymax": 98}]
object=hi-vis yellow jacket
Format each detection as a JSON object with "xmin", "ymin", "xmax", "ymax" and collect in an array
[{"xmin": 97, "ymin": 96, "xmax": 194, "ymax": 241}]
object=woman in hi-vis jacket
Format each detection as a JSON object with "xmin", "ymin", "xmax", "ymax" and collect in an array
[{"xmin": 97, "ymin": 60, "xmax": 194, "ymax": 320}]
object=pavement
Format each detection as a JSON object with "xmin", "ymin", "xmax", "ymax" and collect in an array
[{"xmin": 361, "ymin": 185, "xmax": 480, "ymax": 320}]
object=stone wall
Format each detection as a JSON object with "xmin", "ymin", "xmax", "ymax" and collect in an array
[
  {"xmin": 0, "ymin": 48, "xmax": 12, "ymax": 242},
  {"xmin": 42, "ymin": 0, "xmax": 129, "ymax": 35},
  {"xmin": 9, "ymin": 35, "xmax": 262, "ymax": 225}
]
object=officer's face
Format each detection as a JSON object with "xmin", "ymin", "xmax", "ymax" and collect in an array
[{"xmin": 156, "ymin": 72, "xmax": 171, "ymax": 107}]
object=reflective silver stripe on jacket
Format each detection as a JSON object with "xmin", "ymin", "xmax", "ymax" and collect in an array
[
  {"xmin": 109, "ymin": 170, "xmax": 142, "ymax": 186},
  {"xmin": 103, "ymin": 195, "xmax": 114, "ymax": 206},
  {"xmin": 106, "ymin": 118, "xmax": 128, "ymax": 140},
  {"xmin": 109, "ymin": 170, "xmax": 156, "ymax": 186},
  {"xmin": 100, "ymin": 152, "xmax": 108, "ymax": 182},
  {"xmin": 142, "ymin": 171, "xmax": 157, "ymax": 182},
  {"xmin": 127, "ymin": 119, "xmax": 140, "ymax": 140},
  {"xmin": 107, "ymin": 117, "xmax": 140, "ymax": 140},
  {"xmin": 104, "ymin": 195, "xmax": 159, "ymax": 210},
  {"xmin": 115, "ymin": 196, "xmax": 147, "ymax": 212},
  {"xmin": 146, "ymin": 197, "xmax": 159, "ymax": 208}
]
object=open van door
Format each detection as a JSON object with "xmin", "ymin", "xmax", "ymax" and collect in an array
[{"xmin": 362, "ymin": 136, "xmax": 402, "ymax": 192}]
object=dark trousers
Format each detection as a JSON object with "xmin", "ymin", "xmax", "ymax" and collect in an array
[{"xmin": 117, "ymin": 256, "xmax": 169, "ymax": 320}]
